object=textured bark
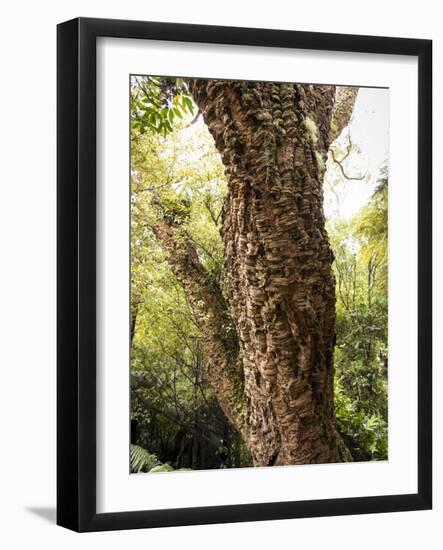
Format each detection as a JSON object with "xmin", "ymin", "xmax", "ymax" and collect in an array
[
  {"xmin": 152, "ymin": 220, "xmax": 246, "ymax": 437},
  {"xmin": 156, "ymin": 81, "xmax": 357, "ymax": 465}
]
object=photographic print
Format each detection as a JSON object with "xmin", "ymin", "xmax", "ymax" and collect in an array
[
  {"xmin": 57, "ymin": 18, "xmax": 432, "ymax": 531},
  {"xmin": 130, "ymin": 76, "xmax": 389, "ymax": 472}
]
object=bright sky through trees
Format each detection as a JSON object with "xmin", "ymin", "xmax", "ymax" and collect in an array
[{"xmin": 324, "ymin": 87, "xmax": 389, "ymax": 220}]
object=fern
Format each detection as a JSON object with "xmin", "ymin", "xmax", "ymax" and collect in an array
[{"xmin": 130, "ymin": 444, "xmax": 160, "ymax": 473}]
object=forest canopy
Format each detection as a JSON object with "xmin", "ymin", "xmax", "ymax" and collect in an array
[{"xmin": 130, "ymin": 76, "xmax": 388, "ymax": 472}]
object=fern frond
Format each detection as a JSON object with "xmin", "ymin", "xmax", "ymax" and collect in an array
[{"xmin": 130, "ymin": 444, "xmax": 160, "ymax": 473}]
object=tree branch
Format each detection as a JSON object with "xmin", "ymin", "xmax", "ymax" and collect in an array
[
  {"xmin": 185, "ymin": 110, "xmax": 201, "ymax": 128},
  {"xmin": 151, "ymin": 217, "xmax": 246, "ymax": 434},
  {"xmin": 329, "ymin": 87, "xmax": 359, "ymax": 144},
  {"xmin": 330, "ymin": 148, "xmax": 366, "ymax": 181},
  {"xmin": 330, "ymin": 132, "xmax": 366, "ymax": 181}
]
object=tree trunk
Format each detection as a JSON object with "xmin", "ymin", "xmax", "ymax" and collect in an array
[{"xmin": 156, "ymin": 80, "xmax": 357, "ymax": 465}]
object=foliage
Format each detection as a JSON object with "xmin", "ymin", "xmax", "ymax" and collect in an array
[
  {"xmin": 335, "ymin": 378, "xmax": 388, "ymax": 460},
  {"xmin": 130, "ymin": 444, "xmax": 192, "ymax": 473},
  {"xmin": 131, "ymin": 76, "xmax": 195, "ymax": 137},
  {"xmin": 330, "ymin": 168, "xmax": 389, "ymax": 460},
  {"xmin": 130, "ymin": 444, "xmax": 161, "ymax": 473}
]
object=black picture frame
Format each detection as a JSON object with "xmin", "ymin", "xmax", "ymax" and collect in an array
[{"xmin": 57, "ymin": 17, "xmax": 432, "ymax": 532}]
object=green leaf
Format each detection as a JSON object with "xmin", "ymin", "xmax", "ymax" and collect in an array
[{"xmin": 130, "ymin": 444, "xmax": 160, "ymax": 473}]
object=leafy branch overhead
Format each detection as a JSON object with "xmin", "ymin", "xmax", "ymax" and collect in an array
[{"xmin": 131, "ymin": 76, "xmax": 197, "ymax": 137}]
